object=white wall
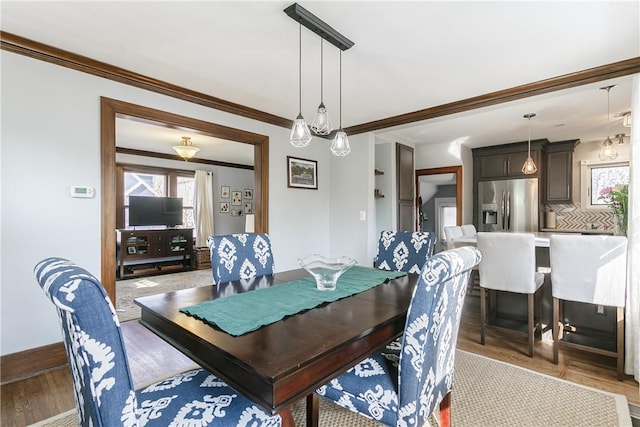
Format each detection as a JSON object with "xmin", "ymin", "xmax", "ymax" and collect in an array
[{"xmin": 0, "ymin": 51, "xmax": 335, "ymax": 355}]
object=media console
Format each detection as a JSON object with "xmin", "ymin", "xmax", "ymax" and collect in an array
[{"xmin": 116, "ymin": 228, "xmax": 194, "ymax": 279}]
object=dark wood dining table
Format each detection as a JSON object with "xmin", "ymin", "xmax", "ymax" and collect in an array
[{"xmin": 135, "ymin": 268, "xmax": 418, "ymax": 427}]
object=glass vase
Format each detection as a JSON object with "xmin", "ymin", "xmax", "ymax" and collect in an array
[{"xmin": 613, "ymin": 213, "xmax": 627, "ymax": 236}]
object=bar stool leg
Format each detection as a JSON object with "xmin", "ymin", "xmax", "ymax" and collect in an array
[
  {"xmin": 480, "ymin": 287, "xmax": 486, "ymax": 345},
  {"xmin": 527, "ymin": 293, "xmax": 534, "ymax": 357},
  {"xmin": 552, "ymin": 297, "xmax": 559, "ymax": 364},
  {"xmin": 617, "ymin": 306, "xmax": 625, "ymax": 381}
]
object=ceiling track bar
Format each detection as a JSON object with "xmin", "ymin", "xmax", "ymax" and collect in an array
[{"xmin": 284, "ymin": 3, "xmax": 353, "ymax": 51}]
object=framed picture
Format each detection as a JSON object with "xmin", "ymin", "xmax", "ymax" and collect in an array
[
  {"xmin": 231, "ymin": 191, "xmax": 242, "ymax": 205},
  {"xmin": 245, "ymin": 202, "xmax": 253, "ymax": 214},
  {"xmin": 244, "ymin": 189, "xmax": 253, "ymax": 200},
  {"xmin": 287, "ymin": 156, "xmax": 318, "ymax": 189},
  {"xmin": 221, "ymin": 186, "xmax": 230, "ymax": 198},
  {"xmin": 220, "ymin": 202, "xmax": 230, "ymax": 213},
  {"xmin": 127, "ymin": 246, "xmax": 137, "ymax": 255}
]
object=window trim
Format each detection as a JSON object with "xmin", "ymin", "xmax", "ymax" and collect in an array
[{"xmin": 579, "ymin": 159, "xmax": 629, "ymax": 212}]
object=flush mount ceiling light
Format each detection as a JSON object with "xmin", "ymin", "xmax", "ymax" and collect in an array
[
  {"xmin": 522, "ymin": 113, "xmax": 538, "ymax": 175},
  {"xmin": 173, "ymin": 136, "xmax": 199, "ymax": 160},
  {"xmin": 285, "ymin": 3, "xmax": 354, "ymax": 155},
  {"xmin": 599, "ymin": 85, "xmax": 619, "ymax": 161}
]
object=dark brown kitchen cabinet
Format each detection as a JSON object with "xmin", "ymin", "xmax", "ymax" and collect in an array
[
  {"xmin": 473, "ymin": 140, "xmax": 546, "ymax": 181},
  {"xmin": 544, "ymin": 140, "xmax": 579, "ymax": 203}
]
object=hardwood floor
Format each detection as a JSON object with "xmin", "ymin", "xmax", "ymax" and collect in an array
[{"xmin": 2, "ymin": 294, "xmax": 638, "ymax": 426}]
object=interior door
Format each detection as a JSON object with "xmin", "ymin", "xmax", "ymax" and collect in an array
[{"xmin": 397, "ymin": 143, "xmax": 414, "ymax": 231}]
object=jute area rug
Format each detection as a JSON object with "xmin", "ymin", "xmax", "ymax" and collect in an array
[{"xmin": 30, "ymin": 350, "xmax": 631, "ymax": 427}]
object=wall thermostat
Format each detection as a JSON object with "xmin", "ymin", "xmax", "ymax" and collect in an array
[{"xmin": 70, "ymin": 186, "xmax": 95, "ymax": 198}]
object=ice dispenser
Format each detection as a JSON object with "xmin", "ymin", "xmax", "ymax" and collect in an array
[{"xmin": 482, "ymin": 203, "xmax": 498, "ymax": 225}]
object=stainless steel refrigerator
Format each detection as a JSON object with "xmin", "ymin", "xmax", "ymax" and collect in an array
[{"xmin": 477, "ymin": 178, "xmax": 539, "ymax": 232}]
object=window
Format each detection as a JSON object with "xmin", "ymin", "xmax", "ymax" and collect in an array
[
  {"xmin": 580, "ymin": 160, "xmax": 629, "ymax": 210},
  {"xmin": 118, "ymin": 166, "xmax": 195, "ymax": 229}
]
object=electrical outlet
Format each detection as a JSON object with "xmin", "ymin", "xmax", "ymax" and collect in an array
[{"xmin": 595, "ymin": 305, "xmax": 606, "ymax": 316}]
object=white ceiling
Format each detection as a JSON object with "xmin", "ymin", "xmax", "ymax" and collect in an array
[{"xmin": 2, "ymin": 1, "xmax": 638, "ymax": 157}]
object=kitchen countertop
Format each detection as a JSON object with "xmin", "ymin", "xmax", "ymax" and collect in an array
[{"xmin": 540, "ymin": 228, "xmax": 614, "ymax": 235}]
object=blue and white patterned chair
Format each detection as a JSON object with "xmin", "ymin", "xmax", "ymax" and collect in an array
[
  {"xmin": 34, "ymin": 257, "xmax": 282, "ymax": 426},
  {"xmin": 207, "ymin": 233, "xmax": 275, "ymax": 285},
  {"xmin": 375, "ymin": 231, "xmax": 435, "ymax": 274},
  {"xmin": 315, "ymin": 246, "xmax": 482, "ymax": 427}
]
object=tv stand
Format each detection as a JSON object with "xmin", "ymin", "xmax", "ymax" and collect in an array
[{"xmin": 116, "ymin": 228, "xmax": 194, "ymax": 279}]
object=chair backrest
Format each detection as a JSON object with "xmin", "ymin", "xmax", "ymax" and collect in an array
[
  {"xmin": 443, "ymin": 226, "xmax": 463, "ymax": 250},
  {"xmin": 375, "ymin": 231, "xmax": 435, "ymax": 274},
  {"xmin": 207, "ymin": 233, "xmax": 275, "ymax": 284},
  {"xmin": 34, "ymin": 258, "xmax": 138, "ymax": 426},
  {"xmin": 550, "ymin": 235, "xmax": 628, "ymax": 307},
  {"xmin": 476, "ymin": 232, "xmax": 538, "ymax": 293},
  {"xmin": 398, "ymin": 246, "xmax": 482, "ymax": 426},
  {"xmin": 461, "ymin": 224, "xmax": 477, "ymax": 238}
]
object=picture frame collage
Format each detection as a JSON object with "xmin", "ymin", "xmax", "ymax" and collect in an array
[{"xmin": 220, "ymin": 186, "xmax": 252, "ymax": 216}]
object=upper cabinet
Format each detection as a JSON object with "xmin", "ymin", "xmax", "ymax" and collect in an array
[
  {"xmin": 473, "ymin": 140, "xmax": 546, "ymax": 181},
  {"xmin": 544, "ymin": 140, "xmax": 579, "ymax": 203}
]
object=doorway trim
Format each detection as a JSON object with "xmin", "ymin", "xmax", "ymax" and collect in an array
[
  {"xmin": 100, "ymin": 97, "xmax": 269, "ymax": 301},
  {"xmin": 415, "ymin": 166, "xmax": 463, "ymax": 229}
]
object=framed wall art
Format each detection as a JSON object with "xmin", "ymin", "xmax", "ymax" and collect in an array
[
  {"xmin": 221, "ymin": 186, "xmax": 230, "ymax": 198},
  {"xmin": 244, "ymin": 189, "xmax": 253, "ymax": 200},
  {"xmin": 245, "ymin": 202, "xmax": 253, "ymax": 214},
  {"xmin": 220, "ymin": 202, "xmax": 230, "ymax": 213},
  {"xmin": 232, "ymin": 191, "xmax": 242, "ymax": 205},
  {"xmin": 287, "ymin": 156, "xmax": 317, "ymax": 190}
]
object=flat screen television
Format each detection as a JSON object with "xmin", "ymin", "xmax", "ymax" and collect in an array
[{"xmin": 128, "ymin": 196, "xmax": 183, "ymax": 227}]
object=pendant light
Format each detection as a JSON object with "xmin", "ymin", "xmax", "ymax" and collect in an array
[
  {"xmin": 173, "ymin": 136, "xmax": 199, "ymax": 161},
  {"xmin": 521, "ymin": 113, "xmax": 537, "ymax": 174},
  {"xmin": 598, "ymin": 85, "xmax": 619, "ymax": 161},
  {"xmin": 330, "ymin": 51, "xmax": 351, "ymax": 156},
  {"xmin": 290, "ymin": 23, "xmax": 312, "ymax": 148},
  {"xmin": 310, "ymin": 39, "xmax": 333, "ymax": 135}
]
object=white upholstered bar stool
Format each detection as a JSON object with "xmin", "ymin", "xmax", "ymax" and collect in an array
[
  {"xmin": 477, "ymin": 232, "xmax": 544, "ymax": 357},
  {"xmin": 461, "ymin": 224, "xmax": 477, "ymax": 238},
  {"xmin": 444, "ymin": 225, "xmax": 463, "ymax": 250},
  {"xmin": 549, "ymin": 235, "xmax": 628, "ymax": 380}
]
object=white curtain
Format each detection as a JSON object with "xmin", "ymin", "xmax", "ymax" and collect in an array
[
  {"xmin": 625, "ymin": 73, "xmax": 639, "ymax": 385},
  {"xmin": 194, "ymin": 170, "xmax": 214, "ymax": 248}
]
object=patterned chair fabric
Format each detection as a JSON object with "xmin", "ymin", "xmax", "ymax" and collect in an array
[
  {"xmin": 316, "ymin": 246, "xmax": 482, "ymax": 427},
  {"xmin": 375, "ymin": 231, "xmax": 435, "ymax": 274},
  {"xmin": 207, "ymin": 233, "xmax": 275, "ymax": 285},
  {"xmin": 34, "ymin": 257, "xmax": 282, "ymax": 427}
]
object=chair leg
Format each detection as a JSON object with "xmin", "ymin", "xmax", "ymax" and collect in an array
[
  {"xmin": 480, "ymin": 287, "xmax": 486, "ymax": 345},
  {"xmin": 306, "ymin": 394, "xmax": 319, "ymax": 427},
  {"xmin": 552, "ymin": 297, "xmax": 559, "ymax": 364},
  {"xmin": 527, "ymin": 293, "xmax": 534, "ymax": 357},
  {"xmin": 616, "ymin": 306, "xmax": 625, "ymax": 381},
  {"xmin": 439, "ymin": 391, "xmax": 451, "ymax": 427}
]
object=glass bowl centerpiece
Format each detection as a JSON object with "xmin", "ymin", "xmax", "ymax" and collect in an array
[{"xmin": 298, "ymin": 254, "xmax": 357, "ymax": 291}]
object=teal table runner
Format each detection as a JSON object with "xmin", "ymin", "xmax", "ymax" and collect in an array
[{"xmin": 180, "ymin": 266, "xmax": 406, "ymax": 336}]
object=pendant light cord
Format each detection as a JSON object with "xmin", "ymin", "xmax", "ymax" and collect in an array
[
  {"xmin": 339, "ymin": 50, "xmax": 342, "ymax": 128},
  {"xmin": 320, "ymin": 39, "xmax": 324, "ymax": 103},
  {"xmin": 606, "ymin": 87, "xmax": 611, "ymax": 138},
  {"xmin": 298, "ymin": 23, "xmax": 302, "ymax": 114},
  {"xmin": 528, "ymin": 116, "xmax": 531, "ymax": 154}
]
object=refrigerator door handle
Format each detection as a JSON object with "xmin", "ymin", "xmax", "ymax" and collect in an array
[
  {"xmin": 506, "ymin": 191, "xmax": 511, "ymax": 230},
  {"xmin": 501, "ymin": 190, "xmax": 506, "ymax": 231}
]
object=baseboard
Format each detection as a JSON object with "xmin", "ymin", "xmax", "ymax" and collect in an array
[
  {"xmin": 629, "ymin": 402, "xmax": 640, "ymax": 420},
  {"xmin": 0, "ymin": 342, "xmax": 67, "ymax": 384}
]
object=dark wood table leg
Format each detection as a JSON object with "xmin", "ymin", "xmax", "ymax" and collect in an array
[
  {"xmin": 306, "ymin": 393, "xmax": 319, "ymax": 427},
  {"xmin": 280, "ymin": 406, "xmax": 295, "ymax": 427}
]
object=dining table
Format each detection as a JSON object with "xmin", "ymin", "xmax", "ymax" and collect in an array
[{"xmin": 134, "ymin": 267, "xmax": 418, "ymax": 427}]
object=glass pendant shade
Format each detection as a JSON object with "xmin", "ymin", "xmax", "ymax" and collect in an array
[
  {"xmin": 521, "ymin": 156, "xmax": 538, "ymax": 174},
  {"xmin": 330, "ymin": 128, "xmax": 351, "ymax": 156},
  {"xmin": 173, "ymin": 136, "xmax": 199, "ymax": 160},
  {"xmin": 310, "ymin": 103, "xmax": 333, "ymax": 135},
  {"xmin": 290, "ymin": 113, "xmax": 313, "ymax": 147},
  {"xmin": 521, "ymin": 113, "xmax": 537, "ymax": 175},
  {"xmin": 599, "ymin": 136, "xmax": 619, "ymax": 160}
]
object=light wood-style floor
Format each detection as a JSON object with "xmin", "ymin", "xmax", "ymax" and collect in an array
[{"xmin": 2, "ymin": 293, "xmax": 638, "ymax": 426}]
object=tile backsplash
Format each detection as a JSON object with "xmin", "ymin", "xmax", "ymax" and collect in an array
[{"xmin": 544, "ymin": 202, "xmax": 614, "ymax": 231}]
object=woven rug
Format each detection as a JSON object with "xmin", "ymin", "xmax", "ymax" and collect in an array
[
  {"xmin": 115, "ymin": 269, "xmax": 214, "ymax": 322},
  {"xmin": 29, "ymin": 350, "xmax": 631, "ymax": 427}
]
